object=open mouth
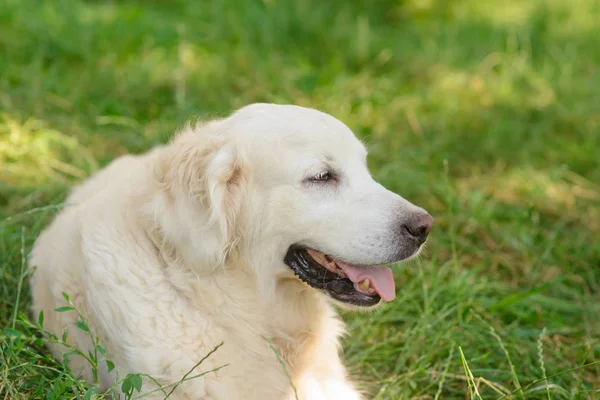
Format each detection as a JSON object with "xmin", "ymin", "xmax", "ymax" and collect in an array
[{"xmin": 283, "ymin": 247, "xmax": 396, "ymax": 307}]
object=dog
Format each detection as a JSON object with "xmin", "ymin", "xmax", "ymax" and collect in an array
[{"xmin": 29, "ymin": 103, "xmax": 433, "ymax": 399}]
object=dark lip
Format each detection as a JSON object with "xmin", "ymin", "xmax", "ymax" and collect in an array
[{"xmin": 283, "ymin": 247, "xmax": 381, "ymax": 307}]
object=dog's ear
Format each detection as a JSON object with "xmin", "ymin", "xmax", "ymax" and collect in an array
[
  {"xmin": 199, "ymin": 135, "xmax": 246, "ymax": 257},
  {"xmin": 153, "ymin": 121, "xmax": 246, "ymax": 268}
]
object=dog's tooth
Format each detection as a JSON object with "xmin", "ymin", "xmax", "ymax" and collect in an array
[
  {"xmin": 316, "ymin": 253, "xmax": 328, "ymax": 264},
  {"xmin": 329, "ymin": 261, "xmax": 338, "ymax": 270},
  {"xmin": 358, "ymin": 279, "xmax": 370, "ymax": 291}
]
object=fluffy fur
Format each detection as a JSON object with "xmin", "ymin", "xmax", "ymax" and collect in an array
[{"xmin": 29, "ymin": 103, "xmax": 430, "ymax": 399}]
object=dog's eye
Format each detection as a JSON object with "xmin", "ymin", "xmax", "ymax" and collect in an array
[{"xmin": 311, "ymin": 171, "xmax": 333, "ymax": 182}]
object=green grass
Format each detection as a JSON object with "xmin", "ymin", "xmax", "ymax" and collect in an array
[{"xmin": 1, "ymin": 0, "xmax": 599, "ymax": 398}]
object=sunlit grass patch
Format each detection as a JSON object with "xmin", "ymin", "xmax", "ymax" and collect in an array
[
  {"xmin": 456, "ymin": 166, "xmax": 600, "ymax": 232},
  {"xmin": 0, "ymin": 114, "xmax": 97, "ymax": 186}
]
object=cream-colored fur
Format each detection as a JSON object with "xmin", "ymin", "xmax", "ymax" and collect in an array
[{"xmin": 29, "ymin": 103, "xmax": 428, "ymax": 399}]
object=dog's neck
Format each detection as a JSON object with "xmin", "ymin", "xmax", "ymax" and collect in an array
[
  {"xmin": 142, "ymin": 219, "xmax": 345, "ymax": 379},
  {"xmin": 145, "ymin": 222, "xmax": 332, "ymax": 328}
]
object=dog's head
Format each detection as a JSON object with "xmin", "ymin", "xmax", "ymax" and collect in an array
[{"xmin": 152, "ymin": 103, "xmax": 433, "ymax": 309}]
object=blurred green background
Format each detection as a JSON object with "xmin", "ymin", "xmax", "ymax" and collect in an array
[{"xmin": 1, "ymin": 0, "xmax": 599, "ymax": 399}]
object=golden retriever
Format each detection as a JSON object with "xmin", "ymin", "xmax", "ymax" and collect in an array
[{"xmin": 29, "ymin": 103, "xmax": 433, "ymax": 399}]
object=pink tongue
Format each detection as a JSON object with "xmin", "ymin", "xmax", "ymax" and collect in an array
[{"xmin": 336, "ymin": 261, "xmax": 396, "ymax": 302}]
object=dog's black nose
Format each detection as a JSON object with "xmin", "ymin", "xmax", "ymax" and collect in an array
[{"xmin": 402, "ymin": 213, "xmax": 434, "ymax": 244}]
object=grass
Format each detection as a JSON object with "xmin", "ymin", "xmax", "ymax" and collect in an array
[{"xmin": 1, "ymin": 0, "xmax": 599, "ymax": 398}]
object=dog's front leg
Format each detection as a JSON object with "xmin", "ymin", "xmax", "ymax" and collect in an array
[
  {"xmin": 295, "ymin": 373, "xmax": 362, "ymax": 400},
  {"xmin": 320, "ymin": 379, "xmax": 363, "ymax": 400}
]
